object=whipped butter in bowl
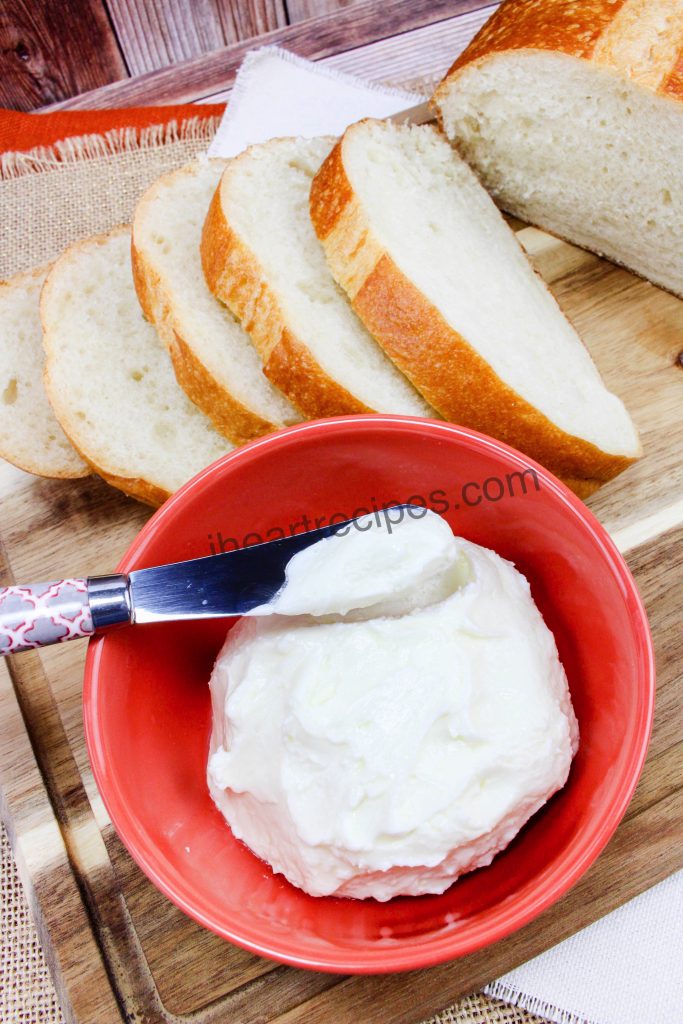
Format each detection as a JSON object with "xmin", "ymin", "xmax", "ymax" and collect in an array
[{"xmin": 207, "ymin": 509, "xmax": 578, "ymax": 901}]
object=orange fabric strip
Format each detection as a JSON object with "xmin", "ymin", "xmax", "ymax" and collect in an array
[{"xmin": 0, "ymin": 103, "xmax": 226, "ymax": 157}]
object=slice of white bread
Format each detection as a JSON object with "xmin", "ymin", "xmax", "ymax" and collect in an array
[
  {"xmin": 201, "ymin": 136, "xmax": 434, "ymax": 419},
  {"xmin": 0, "ymin": 266, "xmax": 89, "ymax": 479},
  {"xmin": 432, "ymin": 0, "xmax": 683, "ymax": 297},
  {"xmin": 310, "ymin": 119, "xmax": 641, "ymax": 496},
  {"xmin": 41, "ymin": 227, "xmax": 231, "ymax": 506},
  {"xmin": 132, "ymin": 159, "xmax": 300, "ymax": 444}
]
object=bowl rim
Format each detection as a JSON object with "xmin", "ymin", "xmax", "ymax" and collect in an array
[{"xmin": 83, "ymin": 415, "xmax": 656, "ymax": 973}]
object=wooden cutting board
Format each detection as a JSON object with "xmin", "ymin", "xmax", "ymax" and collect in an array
[
  {"xmin": 1, "ymin": 3, "xmax": 683, "ymax": 1021},
  {"xmin": 1, "ymin": 221, "xmax": 682, "ymax": 1024}
]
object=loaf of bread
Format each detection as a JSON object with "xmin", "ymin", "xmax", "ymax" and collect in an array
[
  {"xmin": 310, "ymin": 119, "xmax": 641, "ymax": 495},
  {"xmin": 42, "ymin": 228, "xmax": 231, "ymax": 506},
  {"xmin": 201, "ymin": 136, "xmax": 435, "ymax": 419},
  {"xmin": 132, "ymin": 159, "xmax": 301, "ymax": 444},
  {"xmin": 432, "ymin": 0, "xmax": 683, "ymax": 297},
  {"xmin": 0, "ymin": 266, "xmax": 89, "ymax": 479}
]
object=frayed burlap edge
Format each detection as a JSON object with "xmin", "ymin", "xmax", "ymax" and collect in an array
[
  {"xmin": 483, "ymin": 983, "xmax": 599, "ymax": 1024},
  {"xmin": 0, "ymin": 115, "xmax": 222, "ymax": 180}
]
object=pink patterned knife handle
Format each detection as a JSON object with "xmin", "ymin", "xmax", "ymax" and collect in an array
[{"xmin": 0, "ymin": 579, "xmax": 95, "ymax": 655}]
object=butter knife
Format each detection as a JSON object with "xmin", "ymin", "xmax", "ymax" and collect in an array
[{"xmin": 0, "ymin": 506, "xmax": 412, "ymax": 655}]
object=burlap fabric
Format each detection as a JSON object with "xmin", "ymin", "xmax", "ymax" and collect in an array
[
  {"xmin": 0, "ymin": 120, "xmax": 549, "ymax": 1024},
  {"xmin": 0, "ymin": 121, "xmax": 222, "ymax": 277},
  {"xmin": 1, "ymin": 825, "xmax": 63, "ymax": 1024}
]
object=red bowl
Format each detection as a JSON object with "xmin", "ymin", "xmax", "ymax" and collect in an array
[{"xmin": 83, "ymin": 416, "xmax": 654, "ymax": 973}]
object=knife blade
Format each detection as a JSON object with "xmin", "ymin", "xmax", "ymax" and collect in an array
[{"xmin": 0, "ymin": 505, "xmax": 415, "ymax": 654}]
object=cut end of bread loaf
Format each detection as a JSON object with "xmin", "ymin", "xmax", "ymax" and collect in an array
[
  {"xmin": 132, "ymin": 159, "xmax": 300, "ymax": 445},
  {"xmin": 0, "ymin": 265, "xmax": 89, "ymax": 479},
  {"xmin": 311, "ymin": 118, "xmax": 641, "ymax": 492},
  {"xmin": 41, "ymin": 227, "xmax": 232, "ymax": 507},
  {"xmin": 201, "ymin": 136, "xmax": 435, "ymax": 420},
  {"xmin": 433, "ymin": 32, "xmax": 683, "ymax": 297}
]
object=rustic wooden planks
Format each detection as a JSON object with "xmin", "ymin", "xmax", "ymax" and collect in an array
[
  {"xmin": 214, "ymin": 0, "xmax": 289, "ymax": 44},
  {"xmin": 286, "ymin": 0, "xmax": 365, "ymax": 21},
  {"xmin": 0, "ymin": 653, "xmax": 121, "ymax": 1024},
  {"xmin": 319, "ymin": 10, "xmax": 499, "ymax": 94},
  {"xmin": 105, "ymin": 0, "xmax": 229, "ymax": 77},
  {"xmin": 1, "ymin": 0, "xmax": 495, "ymax": 112},
  {"xmin": 1, "ymin": 0, "xmax": 365, "ymax": 110},
  {"xmin": 46, "ymin": 0, "xmax": 498, "ymax": 108},
  {"xmin": 105, "ymin": 0, "xmax": 288, "ymax": 77},
  {"xmin": 0, "ymin": 0, "xmax": 127, "ymax": 110}
]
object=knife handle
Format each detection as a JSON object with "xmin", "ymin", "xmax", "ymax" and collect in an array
[
  {"xmin": 0, "ymin": 574, "xmax": 131, "ymax": 656},
  {"xmin": 0, "ymin": 579, "xmax": 94, "ymax": 655}
]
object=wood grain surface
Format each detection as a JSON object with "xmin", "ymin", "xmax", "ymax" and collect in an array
[
  {"xmin": 45, "ymin": 0, "xmax": 498, "ymax": 108},
  {"xmin": 1, "ymin": 0, "xmax": 495, "ymax": 111},
  {"xmin": 0, "ymin": 0, "xmax": 127, "ymax": 110},
  {"xmin": 0, "ymin": 219, "xmax": 681, "ymax": 1022},
  {"xmin": 0, "ymin": 0, "xmax": 291, "ymax": 109},
  {"xmin": 0, "ymin": 657, "xmax": 123, "ymax": 1024},
  {"xmin": 105, "ymin": 0, "xmax": 288, "ymax": 77},
  {"xmin": 287, "ymin": 0, "xmax": 365, "ymax": 21}
]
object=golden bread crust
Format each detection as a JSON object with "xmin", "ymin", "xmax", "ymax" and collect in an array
[
  {"xmin": 0, "ymin": 446, "xmax": 89, "ymax": 481},
  {"xmin": 130, "ymin": 230, "xmax": 280, "ymax": 444},
  {"xmin": 432, "ymin": 0, "xmax": 683, "ymax": 111},
  {"xmin": 354, "ymin": 255, "xmax": 635, "ymax": 485},
  {"xmin": 310, "ymin": 130, "xmax": 638, "ymax": 491},
  {"xmin": 200, "ymin": 156, "xmax": 379, "ymax": 418},
  {"xmin": 265, "ymin": 327, "xmax": 372, "ymax": 418},
  {"xmin": 73, "ymin": 442, "xmax": 169, "ymax": 507}
]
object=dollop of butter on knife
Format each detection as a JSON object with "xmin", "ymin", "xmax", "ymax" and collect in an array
[{"xmin": 249, "ymin": 508, "xmax": 471, "ymax": 619}]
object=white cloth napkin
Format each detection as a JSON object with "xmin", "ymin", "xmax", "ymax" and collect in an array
[
  {"xmin": 206, "ymin": 47, "xmax": 683, "ymax": 1024},
  {"xmin": 207, "ymin": 46, "xmax": 418, "ymax": 159},
  {"xmin": 486, "ymin": 869, "xmax": 683, "ymax": 1024}
]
